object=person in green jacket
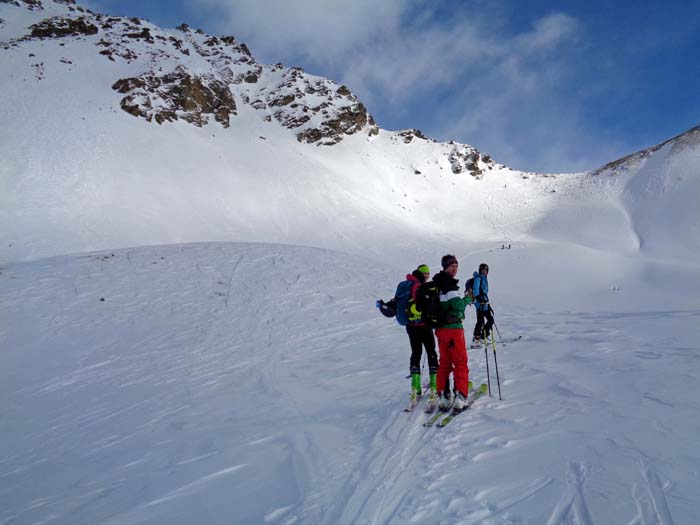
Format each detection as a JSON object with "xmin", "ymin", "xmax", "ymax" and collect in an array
[{"xmin": 432, "ymin": 254, "xmax": 473, "ymax": 411}]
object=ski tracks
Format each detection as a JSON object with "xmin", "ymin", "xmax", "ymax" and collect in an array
[
  {"xmin": 630, "ymin": 459, "xmax": 675, "ymax": 525},
  {"xmin": 324, "ymin": 408, "xmax": 428, "ymax": 525},
  {"xmin": 545, "ymin": 459, "xmax": 675, "ymax": 525},
  {"xmin": 546, "ymin": 461, "xmax": 594, "ymax": 525}
]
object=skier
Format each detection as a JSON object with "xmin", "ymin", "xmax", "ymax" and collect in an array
[
  {"xmin": 432, "ymin": 255, "xmax": 471, "ymax": 411},
  {"xmin": 472, "ymin": 263, "xmax": 493, "ymax": 346},
  {"xmin": 399, "ymin": 265, "xmax": 438, "ymax": 405}
]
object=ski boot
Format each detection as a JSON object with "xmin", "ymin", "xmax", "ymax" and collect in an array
[{"xmin": 438, "ymin": 391, "xmax": 453, "ymax": 411}]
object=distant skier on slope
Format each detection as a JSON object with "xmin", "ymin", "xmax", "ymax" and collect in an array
[
  {"xmin": 394, "ymin": 265, "xmax": 438, "ymax": 405},
  {"xmin": 432, "ymin": 255, "xmax": 472, "ymax": 411},
  {"xmin": 472, "ymin": 262, "xmax": 493, "ymax": 347}
]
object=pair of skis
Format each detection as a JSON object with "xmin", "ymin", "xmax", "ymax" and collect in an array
[
  {"xmin": 422, "ymin": 383, "xmax": 488, "ymax": 428},
  {"xmin": 403, "ymin": 382, "xmax": 434, "ymax": 412},
  {"xmin": 470, "ymin": 334, "xmax": 521, "ymax": 349}
]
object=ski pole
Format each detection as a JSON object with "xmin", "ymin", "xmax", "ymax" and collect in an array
[
  {"xmin": 491, "ymin": 332, "xmax": 502, "ymax": 400},
  {"xmin": 490, "ymin": 306, "xmax": 504, "ymax": 344},
  {"xmin": 493, "ymin": 320, "xmax": 504, "ymax": 344},
  {"xmin": 483, "ymin": 327, "xmax": 492, "ymax": 397}
]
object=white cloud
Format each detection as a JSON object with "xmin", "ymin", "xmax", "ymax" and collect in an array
[
  {"xmin": 196, "ymin": 0, "xmax": 405, "ymax": 63},
  {"xmin": 514, "ymin": 12, "xmax": 580, "ymax": 55}
]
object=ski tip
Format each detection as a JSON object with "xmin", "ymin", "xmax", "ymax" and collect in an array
[{"xmin": 478, "ymin": 383, "xmax": 488, "ymax": 394}]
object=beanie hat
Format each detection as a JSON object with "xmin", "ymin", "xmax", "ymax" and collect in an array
[
  {"xmin": 441, "ymin": 254, "xmax": 458, "ymax": 270},
  {"xmin": 479, "ymin": 263, "xmax": 489, "ymax": 272},
  {"xmin": 417, "ymin": 264, "xmax": 430, "ymax": 274}
]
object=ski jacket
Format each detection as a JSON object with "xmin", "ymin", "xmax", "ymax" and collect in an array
[
  {"xmin": 473, "ymin": 272, "xmax": 489, "ymax": 312},
  {"xmin": 432, "ymin": 271, "xmax": 469, "ymax": 329}
]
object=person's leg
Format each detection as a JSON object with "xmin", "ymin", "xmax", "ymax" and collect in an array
[
  {"xmin": 421, "ymin": 326, "xmax": 439, "ymax": 388},
  {"xmin": 406, "ymin": 326, "xmax": 423, "ymax": 397},
  {"xmin": 450, "ymin": 329, "xmax": 470, "ymax": 396},
  {"xmin": 406, "ymin": 325, "xmax": 422, "ymax": 376},
  {"xmin": 435, "ymin": 329, "xmax": 453, "ymax": 394},
  {"xmin": 473, "ymin": 310, "xmax": 485, "ymax": 339},
  {"xmin": 484, "ymin": 309, "xmax": 494, "ymax": 340}
]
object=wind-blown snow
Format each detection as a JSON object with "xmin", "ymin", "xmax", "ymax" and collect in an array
[{"xmin": 2, "ymin": 242, "xmax": 700, "ymax": 524}]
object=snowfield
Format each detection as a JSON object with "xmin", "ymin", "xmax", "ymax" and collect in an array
[{"xmin": 2, "ymin": 242, "xmax": 700, "ymax": 524}]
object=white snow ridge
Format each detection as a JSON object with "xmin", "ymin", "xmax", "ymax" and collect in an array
[{"xmin": 2, "ymin": 1, "xmax": 700, "ymax": 524}]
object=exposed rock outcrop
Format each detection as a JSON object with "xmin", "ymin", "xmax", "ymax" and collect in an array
[
  {"xmin": 397, "ymin": 129, "xmax": 431, "ymax": 144},
  {"xmin": 29, "ymin": 15, "xmax": 97, "ymax": 37},
  {"xmin": 448, "ymin": 144, "xmax": 494, "ymax": 178},
  {"xmin": 1, "ymin": 0, "xmax": 44, "ymax": 10},
  {"xmin": 112, "ymin": 67, "xmax": 236, "ymax": 127}
]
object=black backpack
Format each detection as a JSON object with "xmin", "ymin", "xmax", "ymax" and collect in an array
[
  {"xmin": 464, "ymin": 277, "xmax": 475, "ymax": 301},
  {"xmin": 376, "ymin": 298, "xmax": 397, "ymax": 318},
  {"xmin": 416, "ymin": 281, "xmax": 445, "ymax": 328}
]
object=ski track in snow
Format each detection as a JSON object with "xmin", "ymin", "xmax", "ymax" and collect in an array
[{"xmin": 2, "ymin": 243, "xmax": 700, "ymax": 524}]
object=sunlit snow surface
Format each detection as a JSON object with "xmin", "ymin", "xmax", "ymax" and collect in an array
[{"xmin": 2, "ymin": 242, "xmax": 700, "ymax": 524}]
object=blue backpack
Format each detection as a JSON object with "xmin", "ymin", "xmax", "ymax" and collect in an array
[{"xmin": 394, "ymin": 279, "xmax": 413, "ymax": 326}]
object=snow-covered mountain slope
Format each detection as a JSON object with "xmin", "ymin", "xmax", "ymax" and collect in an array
[
  {"xmin": 619, "ymin": 127, "xmax": 700, "ymax": 261},
  {"xmin": 2, "ymin": 242, "xmax": 700, "ymax": 524},
  {"xmin": 2, "ymin": 1, "xmax": 699, "ymax": 268},
  {"xmin": 0, "ymin": 0, "xmax": 596, "ymax": 265},
  {"xmin": 529, "ymin": 126, "xmax": 700, "ymax": 261},
  {"xmin": 0, "ymin": 0, "xmax": 503, "ymax": 263}
]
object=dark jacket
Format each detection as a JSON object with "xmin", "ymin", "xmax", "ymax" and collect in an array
[{"xmin": 433, "ymin": 271, "xmax": 469, "ymax": 329}]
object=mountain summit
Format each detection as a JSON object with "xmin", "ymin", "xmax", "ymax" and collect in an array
[{"xmin": 2, "ymin": 0, "xmax": 379, "ymax": 145}]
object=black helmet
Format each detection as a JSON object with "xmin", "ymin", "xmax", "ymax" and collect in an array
[{"xmin": 478, "ymin": 263, "xmax": 489, "ymax": 273}]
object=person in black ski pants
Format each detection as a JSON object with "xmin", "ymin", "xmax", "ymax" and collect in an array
[
  {"xmin": 405, "ymin": 265, "xmax": 438, "ymax": 403},
  {"xmin": 472, "ymin": 262, "xmax": 494, "ymax": 343}
]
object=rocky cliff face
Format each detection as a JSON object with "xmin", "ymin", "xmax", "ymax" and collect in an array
[
  {"xmin": 1, "ymin": 0, "xmax": 500, "ymax": 173},
  {"xmin": 1, "ymin": 0, "xmax": 379, "ymax": 145}
]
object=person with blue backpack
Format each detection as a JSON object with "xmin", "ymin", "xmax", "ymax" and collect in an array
[
  {"xmin": 394, "ymin": 264, "xmax": 438, "ymax": 405},
  {"xmin": 472, "ymin": 262, "xmax": 494, "ymax": 346}
]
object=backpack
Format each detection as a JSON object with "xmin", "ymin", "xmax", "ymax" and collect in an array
[
  {"xmin": 415, "ymin": 281, "xmax": 445, "ymax": 328},
  {"xmin": 394, "ymin": 279, "xmax": 414, "ymax": 326},
  {"xmin": 376, "ymin": 298, "xmax": 397, "ymax": 318},
  {"xmin": 464, "ymin": 277, "xmax": 475, "ymax": 301}
]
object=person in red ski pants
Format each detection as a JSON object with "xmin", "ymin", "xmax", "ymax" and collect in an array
[{"xmin": 432, "ymin": 254, "xmax": 472, "ymax": 411}]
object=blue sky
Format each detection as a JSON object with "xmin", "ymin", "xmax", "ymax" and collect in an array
[{"xmin": 86, "ymin": 0, "xmax": 700, "ymax": 173}]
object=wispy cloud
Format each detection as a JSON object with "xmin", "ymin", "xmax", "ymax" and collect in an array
[{"xmin": 195, "ymin": 0, "xmax": 405, "ymax": 63}]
